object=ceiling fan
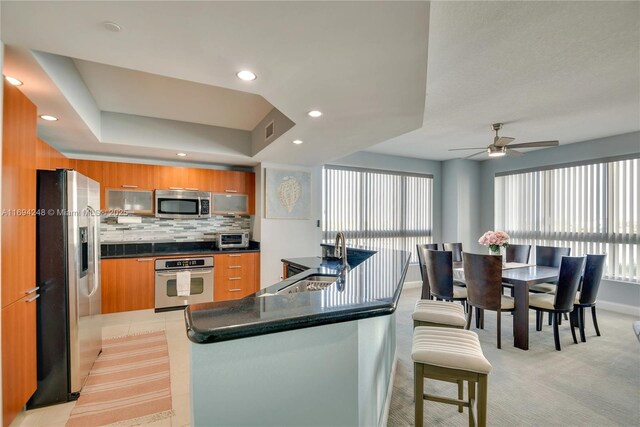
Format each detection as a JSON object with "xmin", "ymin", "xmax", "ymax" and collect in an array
[{"xmin": 449, "ymin": 123, "xmax": 560, "ymax": 159}]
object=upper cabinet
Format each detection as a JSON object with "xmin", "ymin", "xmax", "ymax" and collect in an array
[
  {"xmin": 156, "ymin": 166, "xmax": 213, "ymax": 191},
  {"xmin": 212, "ymin": 170, "xmax": 249, "ymax": 194},
  {"xmin": 211, "ymin": 170, "xmax": 255, "ymax": 214},
  {"xmin": 75, "ymin": 160, "xmax": 104, "ymax": 184},
  {"xmin": 103, "ymin": 162, "xmax": 156, "ymax": 190}
]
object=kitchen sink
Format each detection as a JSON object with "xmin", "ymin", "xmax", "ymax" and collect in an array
[{"xmin": 275, "ymin": 274, "xmax": 337, "ymax": 295}]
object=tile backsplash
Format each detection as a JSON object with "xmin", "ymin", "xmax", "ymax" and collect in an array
[{"xmin": 100, "ymin": 215, "xmax": 251, "ymax": 243}]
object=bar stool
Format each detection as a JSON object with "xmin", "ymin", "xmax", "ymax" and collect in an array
[
  {"xmin": 412, "ymin": 300, "xmax": 467, "ymax": 413},
  {"xmin": 412, "ymin": 300, "xmax": 467, "ymax": 329},
  {"xmin": 413, "ymin": 327, "xmax": 492, "ymax": 427}
]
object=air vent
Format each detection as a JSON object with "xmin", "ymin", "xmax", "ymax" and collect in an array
[{"xmin": 265, "ymin": 121, "xmax": 274, "ymax": 140}]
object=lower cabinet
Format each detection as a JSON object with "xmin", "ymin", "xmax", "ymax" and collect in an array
[
  {"xmin": 214, "ymin": 252, "xmax": 260, "ymax": 301},
  {"xmin": 101, "ymin": 258, "xmax": 155, "ymax": 313},
  {"xmin": 100, "ymin": 252, "xmax": 261, "ymax": 312},
  {"xmin": 2, "ymin": 295, "xmax": 37, "ymax": 427}
]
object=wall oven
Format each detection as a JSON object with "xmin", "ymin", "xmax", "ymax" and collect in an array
[
  {"xmin": 154, "ymin": 256, "xmax": 214, "ymax": 311},
  {"xmin": 155, "ymin": 189, "xmax": 211, "ymax": 219}
]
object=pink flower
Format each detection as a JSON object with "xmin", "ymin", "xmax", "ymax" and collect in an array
[{"xmin": 478, "ymin": 230, "xmax": 509, "ymax": 247}]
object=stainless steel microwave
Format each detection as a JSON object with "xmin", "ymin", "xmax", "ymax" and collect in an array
[{"xmin": 155, "ymin": 190, "xmax": 211, "ymax": 219}]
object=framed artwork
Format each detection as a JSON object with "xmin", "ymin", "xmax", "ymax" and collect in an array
[{"xmin": 265, "ymin": 168, "xmax": 311, "ymax": 219}]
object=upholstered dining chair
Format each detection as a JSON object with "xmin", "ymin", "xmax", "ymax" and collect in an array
[
  {"xmin": 528, "ymin": 256, "xmax": 585, "ymax": 351},
  {"xmin": 571, "ymin": 254, "xmax": 606, "ymax": 342},
  {"xmin": 442, "ymin": 242, "xmax": 463, "ymax": 263},
  {"xmin": 416, "ymin": 244, "xmax": 439, "ymax": 299},
  {"xmin": 529, "ymin": 245, "xmax": 572, "ymax": 293},
  {"xmin": 505, "ymin": 244, "xmax": 532, "ymax": 264},
  {"xmin": 425, "ymin": 249, "xmax": 467, "ymax": 310},
  {"xmin": 463, "ymin": 252, "xmax": 515, "ymax": 349}
]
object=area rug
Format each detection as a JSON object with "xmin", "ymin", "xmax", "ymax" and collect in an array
[{"xmin": 66, "ymin": 330, "xmax": 174, "ymax": 427}]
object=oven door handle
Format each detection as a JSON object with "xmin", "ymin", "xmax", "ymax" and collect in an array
[{"xmin": 156, "ymin": 269, "xmax": 213, "ymax": 277}]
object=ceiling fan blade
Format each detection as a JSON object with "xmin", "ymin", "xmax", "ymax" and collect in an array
[
  {"xmin": 448, "ymin": 147, "xmax": 486, "ymax": 151},
  {"xmin": 494, "ymin": 136, "xmax": 515, "ymax": 147},
  {"xmin": 463, "ymin": 150, "xmax": 486, "ymax": 159},
  {"xmin": 506, "ymin": 148, "xmax": 524, "ymax": 157},
  {"xmin": 508, "ymin": 140, "xmax": 559, "ymax": 149}
]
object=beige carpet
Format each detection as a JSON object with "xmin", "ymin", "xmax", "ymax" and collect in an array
[
  {"xmin": 66, "ymin": 331, "xmax": 173, "ymax": 427},
  {"xmin": 389, "ymin": 286, "xmax": 640, "ymax": 426}
]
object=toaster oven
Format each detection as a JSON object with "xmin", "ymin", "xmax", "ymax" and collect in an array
[{"xmin": 217, "ymin": 232, "xmax": 249, "ymax": 249}]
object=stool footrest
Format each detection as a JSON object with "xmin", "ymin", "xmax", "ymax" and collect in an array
[{"xmin": 424, "ymin": 394, "xmax": 470, "ymax": 408}]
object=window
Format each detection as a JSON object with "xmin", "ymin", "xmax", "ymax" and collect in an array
[
  {"xmin": 495, "ymin": 156, "xmax": 639, "ymax": 282},
  {"xmin": 322, "ymin": 165, "xmax": 433, "ymax": 263}
]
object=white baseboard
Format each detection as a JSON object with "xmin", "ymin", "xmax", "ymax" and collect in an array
[
  {"xmin": 597, "ymin": 301, "xmax": 640, "ymax": 316},
  {"xmin": 403, "ymin": 280, "xmax": 422, "ymax": 290},
  {"xmin": 380, "ymin": 350, "xmax": 397, "ymax": 427}
]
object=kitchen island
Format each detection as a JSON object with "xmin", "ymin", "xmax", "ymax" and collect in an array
[{"xmin": 184, "ymin": 245, "xmax": 410, "ymax": 427}]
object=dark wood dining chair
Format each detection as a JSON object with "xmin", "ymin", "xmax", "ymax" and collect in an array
[
  {"xmin": 505, "ymin": 244, "xmax": 531, "ymax": 264},
  {"xmin": 463, "ymin": 252, "xmax": 515, "ymax": 349},
  {"xmin": 425, "ymin": 249, "xmax": 467, "ymax": 309},
  {"xmin": 529, "ymin": 245, "xmax": 571, "ymax": 293},
  {"xmin": 528, "ymin": 256, "xmax": 585, "ymax": 351},
  {"xmin": 442, "ymin": 243, "xmax": 463, "ymax": 262},
  {"xmin": 416, "ymin": 244, "xmax": 439, "ymax": 299},
  {"xmin": 571, "ymin": 254, "xmax": 606, "ymax": 342}
]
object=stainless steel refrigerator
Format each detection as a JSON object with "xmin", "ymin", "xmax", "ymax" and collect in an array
[{"xmin": 28, "ymin": 169, "xmax": 102, "ymax": 408}]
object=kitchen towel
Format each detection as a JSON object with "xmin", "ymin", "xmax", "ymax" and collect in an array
[{"xmin": 176, "ymin": 271, "xmax": 191, "ymax": 296}]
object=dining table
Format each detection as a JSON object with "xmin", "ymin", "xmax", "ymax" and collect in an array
[{"xmin": 453, "ymin": 262, "xmax": 559, "ymax": 350}]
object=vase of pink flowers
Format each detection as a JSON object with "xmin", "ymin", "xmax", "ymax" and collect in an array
[{"xmin": 478, "ymin": 230, "xmax": 510, "ymax": 266}]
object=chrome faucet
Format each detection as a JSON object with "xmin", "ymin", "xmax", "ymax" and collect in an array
[
  {"xmin": 334, "ymin": 232, "xmax": 349, "ymax": 269},
  {"xmin": 334, "ymin": 231, "xmax": 349, "ymax": 291}
]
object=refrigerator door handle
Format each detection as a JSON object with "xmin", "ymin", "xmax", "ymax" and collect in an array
[{"xmin": 87, "ymin": 206, "xmax": 100, "ymax": 298}]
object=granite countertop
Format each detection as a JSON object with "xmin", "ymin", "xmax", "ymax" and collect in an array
[
  {"xmin": 184, "ymin": 246, "xmax": 411, "ymax": 344},
  {"xmin": 101, "ymin": 240, "xmax": 260, "ymax": 259}
]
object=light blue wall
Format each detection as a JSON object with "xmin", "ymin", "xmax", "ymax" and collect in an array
[
  {"xmin": 477, "ymin": 131, "xmax": 640, "ymax": 312},
  {"xmin": 441, "ymin": 159, "xmax": 481, "ymax": 253}
]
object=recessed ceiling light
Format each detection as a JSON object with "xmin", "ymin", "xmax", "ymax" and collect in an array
[
  {"xmin": 39, "ymin": 115, "xmax": 58, "ymax": 121},
  {"xmin": 103, "ymin": 21, "xmax": 122, "ymax": 32},
  {"xmin": 177, "ymin": 153, "xmax": 187, "ymax": 157},
  {"xmin": 236, "ymin": 70, "xmax": 257, "ymax": 81},
  {"xmin": 308, "ymin": 110, "xmax": 322, "ymax": 118},
  {"xmin": 292, "ymin": 140, "xmax": 303, "ymax": 145},
  {"xmin": 5, "ymin": 76, "xmax": 23, "ymax": 86}
]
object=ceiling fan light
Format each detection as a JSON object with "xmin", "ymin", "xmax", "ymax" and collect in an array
[{"xmin": 487, "ymin": 146, "xmax": 506, "ymax": 157}]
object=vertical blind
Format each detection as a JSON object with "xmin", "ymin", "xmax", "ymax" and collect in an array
[
  {"xmin": 322, "ymin": 165, "xmax": 433, "ymax": 262},
  {"xmin": 495, "ymin": 156, "xmax": 639, "ymax": 282}
]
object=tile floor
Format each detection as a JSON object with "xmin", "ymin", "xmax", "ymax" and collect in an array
[{"xmin": 11, "ymin": 309, "xmax": 191, "ymax": 427}]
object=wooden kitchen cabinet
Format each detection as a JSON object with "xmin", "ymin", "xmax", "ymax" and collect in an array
[
  {"xmin": 211, "ymin": 170, "xmax": 255, "ymax": 214},
  {"xmin": 214, "ymin": 252, "xmax": 260, "ymax": 301},
  {"xmin": 1, "ymin": 296, "xmax": 37, "ymax": 427},
  {"xmin": 75, "ymin": 159, "xmax": 104, "ymax": 183},
  {"xmin": 212, "ymin": 170, "xmax": 249, "ymax": 194},
  {"xmin": 156, "ymin": 165, "xmax": 212, "ymax": 191},
  {"xmin": 101, "ymin": 258, "xmax": 155, "ymax": 313},
  {"xmin": 2, "ymin": 82, "xmax": 37, "ymax": 308},
  {"xmin": 103, "ymin": 161, "xmax": 156, "ymax": 190},
  {"xmin": 1, "ymin": 81, "xmax": 39, "ymax": 427}
]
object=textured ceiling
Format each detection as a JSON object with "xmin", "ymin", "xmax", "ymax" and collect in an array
[
  {"xmin": 1, "ymin": 1, "xmax": 638, "ymax": 166},
  {"xmin": 366, "ymin": 1, "xmax": 640, "ymax": 161}
]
